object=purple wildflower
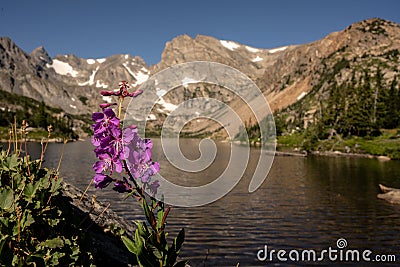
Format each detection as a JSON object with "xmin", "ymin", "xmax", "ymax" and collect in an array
[
  {"xmin": 125, "ymin": 132, "xmax": 160, "ymax": 183},
  {"xmin": 148, "ymin": 180, "xmax": 160, "ymax": 195},
  {"xmin": 93, "ymin": 152, "xmax": 123, "ymax": 174},
  {"xmin": 92, "ymin": 108, "xmax": 120, "ymax": 137},
  {"xmin": 91, "ymin": 82, "xmax": 160, "ymax": 192},
  {"xmin": 94, "ymin": 173, "xmax": 113, "ymax": 189}
]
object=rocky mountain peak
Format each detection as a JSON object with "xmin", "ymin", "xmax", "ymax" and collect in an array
[
  {"xmin": 30, "ymin": 46, "xmax": 52, "ymax": 66},
  {"xmin": 0, "ymin": 37, "xmax": 23, "ymax": 55},
  {"xmin": 0, "ymin": 36, "xmax": 30, "ymax": 69}
]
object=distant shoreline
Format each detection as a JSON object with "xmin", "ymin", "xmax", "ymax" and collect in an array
[
  {"xmin": 270, "ymin": 148, "xmax": 391, "ymax": 161},
  {"xmin": 0, "ymin": 137, "xmax": 80, "ymax": 143},
  {"xmin": 309, "ymin": 150, "xmax": 391, "ymax": 161},
  {"xmin": 0, "ymin": 137, "xmax": 393, "ymax": 161}
]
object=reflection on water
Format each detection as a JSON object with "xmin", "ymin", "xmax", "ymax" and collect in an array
[{"xmin": 2, "ymin": 140, "xmax": 400, "ymax": 266}]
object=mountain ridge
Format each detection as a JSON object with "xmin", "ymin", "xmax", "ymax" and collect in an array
[{"xmin": 0, "ymin": 17, "xmax": 399, "ymax": 139}]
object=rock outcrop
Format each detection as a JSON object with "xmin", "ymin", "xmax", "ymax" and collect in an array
[
  {"xmin": 60, "ymin": 182, "xmax": 136, "ymax": 266},
  {"xmin": 378, "ymin": 184, "xmax": 400, "ymax": 205}
]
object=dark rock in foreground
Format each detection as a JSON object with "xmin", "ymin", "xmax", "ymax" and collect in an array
[{"xmin": 60, "ymin": 182, "xmax": 136, "ymax": 266}]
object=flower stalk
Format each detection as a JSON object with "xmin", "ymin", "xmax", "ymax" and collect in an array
[{"xmin": 91, "ymin": 81, "xmax": 186, "ymax": 267}]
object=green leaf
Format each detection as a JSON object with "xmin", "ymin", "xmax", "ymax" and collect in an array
[
  {"xmin": 0, "ymin": 188, "xmax": 13, "ymax": 210},
  {"xmin": 148, "ymin": 244, "xmax": 163, "ymax": 260},
  {"xmin": 12, "ymin": 254, "xmax": 21, "ymax": 266},
  {"xmin": 49, "ymin": 251, "xmax": 65, "ymax": 265},
  {"xmin": 142, "ymin": 200, "xmax": 156, "ymax": 229},
  {"xmin": 0, "ymin": 234, "xmax": 9, "ymax": 253},
  {"xmin": 0, "ymin": 217, "xmax": 9, "ymax": 228},
  {"xmin": 11, "ymin": 173, "xmax": 23, "ymax": 190},
  {"xmin": 50, "ymin": 177, "xmax": 62, "ymax": 196},
  {"xmin": 121, "ymin": 236, "xmax": 137, "ymax": 255},
  {"xmin": 157, "ymin": 206, "xmax": 164, "ymax": 230},
  {"xmin": 24, "ymin": 183, "xmax": 39, "ymax": 200},
  {"xmin": 166, "ymin": 249, "xmax": 178, "ymax": 267},
  {"xmin": 21, "ymin": 210, "xmax": 35, "ymax": 229},
  {"xmin": 135, "ymin": 221, "xmax": 149, "ymax": 237},
  {"xmin": 38, "ymin": 175, "xmax": 49, "ymax": 190},
  {"xmin": 135, "ymin": 229, "xmax": 144, "ymax": 250},
  {"xmin": 175, "ymin": 228, "xmax": 185, "ymax": 253},
  {"xmin": 134, "ymin": 229, "xmax": 160, "ymax": 267},
  {"xmin": 40, "ymin": 237, "xmax": 64, "ymax": 249},
  {"xmin": 7, "ymin": 154, "xmax": 19, "ymax": 171},
  {"xmin": 137, "ymin": 250, "xmax": 159, "ymax": 267},
  {"xmin": 167, "ymin": 228, "xmax": 185, "ymax": 266}
]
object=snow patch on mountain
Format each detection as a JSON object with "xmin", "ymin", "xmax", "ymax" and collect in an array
[
  {"xmin": 87, "ymin": 58, "xmax": 106, "ymax": 64},
  {"xmin": 96, "ymin": 80, "xmax": 108, "ymax": 88},
  {"xmin": 78, "ymin": 66, "xmax": 99, "ymax": 86},
  {"xmin": 157, "ymin": 97, "xmax": 177, "ymax": 113},
  {"xmin": 269, "ymin": 46, "xmax": 287, "ymax": 53},
  {"xmin": 220, "ymin": 40, "xmax": 240, "ymax": 51},
  {"xmin": 134, "ymin": 68, "xmax": 149, "ymax": 85},
  {"xmin": 87, "ymin": 59, "xmax": 96, "ymax": 64},
  {"xmin": 47, "ymin": 59, "xmax": 78, "ymax": 77},
  {"xmin": 123, "ymin": 65, "xmax": 149, "ymax": 86},
  {"xmin": 252, "ymin": 56, "xmax": 263, "ymax": 62},
  {"xmin": 245, "ymin": 46, "xmax": 261, "ymax": 53}
]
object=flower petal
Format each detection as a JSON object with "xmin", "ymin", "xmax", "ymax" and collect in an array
[
  {"xmin": 93, "ymin": 160, "xmax": 106, "ymax": 173},
  {"xmin": 103, "ymin": 108, "xmax": 117, "ymax": 119},
  {"xmin": 92, "ymin": 112, "xmax": 104, "ymax": 122},
  {"xmin": 94, "ymin": 173, "xmax": 113, "ymax": 189}
]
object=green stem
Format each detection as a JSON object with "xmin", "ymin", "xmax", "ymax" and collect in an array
[{"xmin": 118, "ymin": 96, "xmax": 123, "ymax": 119}]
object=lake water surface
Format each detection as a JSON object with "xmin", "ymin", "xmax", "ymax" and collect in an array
[{"xmin": 5, "ymin": 139, "xmax": 400, "ymax": 266}]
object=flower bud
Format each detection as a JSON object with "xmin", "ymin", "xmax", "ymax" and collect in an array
[{"xmin": 99, "ymin": 103, "xmax": 117, "ymax": 109}]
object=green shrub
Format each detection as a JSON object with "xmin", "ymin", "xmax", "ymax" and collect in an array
[{"xmin": 0, "ymin": 151, "xmax": 93, "ymax": 266}]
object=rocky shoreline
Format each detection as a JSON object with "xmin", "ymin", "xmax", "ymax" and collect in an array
[
  {"xmin": 273, "ymin": 148, "xmax": 393, "ymax": 160},
  {"xmin": 309, "ymin": 150, "xmax": 392, "ymax": 161}
]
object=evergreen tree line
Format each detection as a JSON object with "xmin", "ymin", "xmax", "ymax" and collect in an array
[
  {"xmin": 0, "ymin": 90, "xmax": 78, "ymax": 139},
  {"xmin": 235, "ymin": 115, "xmax": 276, "ymax": 144},
  {"xmin": 318, "ymin": 69, "xmax": 399, "ymax": 137},
  {"xmin": 238, "ymin": 67, "xmax": 399, "ymax": 144}
]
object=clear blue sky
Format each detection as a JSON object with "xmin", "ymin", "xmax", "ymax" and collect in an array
[{"xmin": 1, "ymin": 0, "xmax": 399, "ymax": 65}]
